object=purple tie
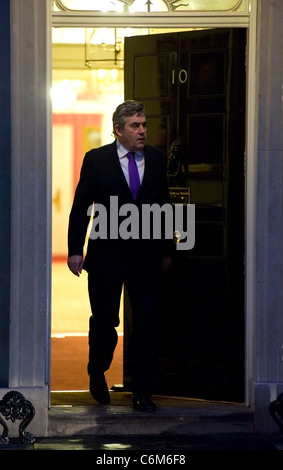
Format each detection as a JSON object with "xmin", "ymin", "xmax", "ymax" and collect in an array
[{"xmin": 126, "ymin": 152, "xmax": 140, "ymax": 200}]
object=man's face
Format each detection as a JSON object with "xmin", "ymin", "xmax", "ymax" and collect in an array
[{"xmin": 115, "ymin": 112, "xmax": 147, "ymax": 152}]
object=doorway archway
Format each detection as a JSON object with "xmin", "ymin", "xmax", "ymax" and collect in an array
[{"xmin": 50, "ymin": 2, "xmax": 258, "ymax": 406}]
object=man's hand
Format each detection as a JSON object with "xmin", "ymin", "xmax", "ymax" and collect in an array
[{"xmin": 67, "ymin": 255, "xmax": 84, "ymax": 277}]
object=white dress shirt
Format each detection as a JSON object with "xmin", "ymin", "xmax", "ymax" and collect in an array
[{"xmin": 116, "ymin": 141, "xmax": 144, "ymax": 186}]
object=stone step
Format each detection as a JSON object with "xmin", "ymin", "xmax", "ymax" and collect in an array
[{"xmin": 47, "ymin": 392, "xmax": 253, "ymax": 438}]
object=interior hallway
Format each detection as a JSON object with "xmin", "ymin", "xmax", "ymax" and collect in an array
[{"xmin": 51, "ymin": 261, "xmax": 123, "ymax": 391}]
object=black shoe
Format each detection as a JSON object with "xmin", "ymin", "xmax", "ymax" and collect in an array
[
  {"xmin": 133, "ymin": 394, "xmax": 156, "ymax": 412},
  {"xmin": 89, "ymin": 373, "xmax": 110, "ymax": 404}
]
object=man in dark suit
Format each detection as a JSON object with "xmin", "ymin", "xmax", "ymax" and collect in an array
[{"xmin": 67, "ymin": 100, "xmax": 174, "ymax": 412}]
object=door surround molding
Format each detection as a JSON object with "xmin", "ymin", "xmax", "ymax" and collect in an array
[
  {"xmin": 52, "ymin": 11, "xmax": 250, "ymax": 28},
  {"xmin": 7, "ymin": 0, "xmax": 283, "ymax": 436},
  {"xmin": 5, "ymin": 1, "xmax": 258, "ymax": 439}
]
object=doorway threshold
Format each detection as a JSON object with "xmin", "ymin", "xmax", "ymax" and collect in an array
[{"xmin": 48, "ymin": 391, "xmax": 253, "ymax": 438}]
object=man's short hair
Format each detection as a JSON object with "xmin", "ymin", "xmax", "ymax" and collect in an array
[{"xmin": 112, "ymin": 100, "xmax": 145, "ymax": 136}]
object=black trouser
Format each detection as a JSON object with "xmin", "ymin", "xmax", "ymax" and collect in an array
[{"xmin": 87, "ymin": 266, "xmax": 162, "ymax": 396}]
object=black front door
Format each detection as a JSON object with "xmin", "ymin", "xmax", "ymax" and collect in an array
[{"xmin": 124, "ymin": 28, "xmax": 246, "ymax": 403}]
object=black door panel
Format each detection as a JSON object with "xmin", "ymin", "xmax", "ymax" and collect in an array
[{"xmin": 124, "ymin": 28, "xmax": 246, "ymax": 402}]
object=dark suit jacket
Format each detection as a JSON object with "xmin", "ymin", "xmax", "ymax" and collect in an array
[{"xmin": 68, "ymin": 141, "xmax": 174, "ymax": 273}]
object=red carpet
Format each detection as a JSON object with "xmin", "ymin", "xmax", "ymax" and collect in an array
[{"xmin": 51, "ymin": 335, "xmax": 123, "ymax": 391}]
